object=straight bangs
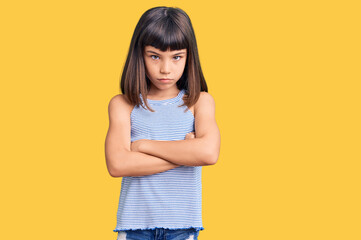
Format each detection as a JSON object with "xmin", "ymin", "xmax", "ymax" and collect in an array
[{"xmin": 139, "ymin": 19, "xmax": 189, "ymax": 52}]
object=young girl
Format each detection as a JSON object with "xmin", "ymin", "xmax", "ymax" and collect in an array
[{"xmin": 105, "ymin": 6, "xmax": 221, "ymax": 240}]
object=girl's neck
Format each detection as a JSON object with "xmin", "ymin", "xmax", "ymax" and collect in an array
[{"xmin": 147, "ymin": 87, "xmax": 180, "ymax": 100}]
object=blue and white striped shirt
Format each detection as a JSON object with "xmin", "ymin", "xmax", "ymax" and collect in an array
[{"xmin": 113, "ymin": 88, "xmax": 204, "ymax": 232}]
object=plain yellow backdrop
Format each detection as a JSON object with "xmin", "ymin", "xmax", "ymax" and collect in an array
[{"xmin": 1, "ymin": 0, "xmax": 360, "ymax": 239}]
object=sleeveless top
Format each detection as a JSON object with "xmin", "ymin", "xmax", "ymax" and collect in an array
[{"xmin": 113, "ymin": 88, "xmax": 204, "ymax": 232}]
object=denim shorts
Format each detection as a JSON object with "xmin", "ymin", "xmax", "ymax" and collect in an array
[{"xmin": 117, "ymin": 228, "xmax": 200, "ymax": 240}]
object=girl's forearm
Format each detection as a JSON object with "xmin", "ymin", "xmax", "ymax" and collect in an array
[
  {"xmin": 138, "ymin": 138, "xmax": 211, "ymax": 166},
  {"xmin": 112, "ymin": 150, "xmax": 180, "ymax": 177}
]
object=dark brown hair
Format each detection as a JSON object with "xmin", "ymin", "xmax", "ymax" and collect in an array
[{"xmin": 120, "ymin": 6, "xmax": 208, "ymax": 112}]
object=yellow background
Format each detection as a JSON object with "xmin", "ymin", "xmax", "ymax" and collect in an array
[{"xmin": 1, "ymin": 0, "xmax": 360, "ymax": 239}]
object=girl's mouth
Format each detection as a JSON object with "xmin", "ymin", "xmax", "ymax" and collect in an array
[{"xmin": 158, "ymin": 79, "xmax": 172, "ymax": 83}]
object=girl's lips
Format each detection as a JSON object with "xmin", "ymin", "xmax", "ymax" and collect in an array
[{"xmin": 158, "ymin": 79, "xmax": 172, "ymax": 82}]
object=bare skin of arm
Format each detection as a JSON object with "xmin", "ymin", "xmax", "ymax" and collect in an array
[
  {"xmin": 108, "ymin": 149, "xmax": 181, "ymax": 177},
  {"xmin": 112, "ymin": 132, "xmax": 196, "ymax": 177},
  {"xmin": 105, "ymin": 95, "xmax": 199, "ymax": 177}
]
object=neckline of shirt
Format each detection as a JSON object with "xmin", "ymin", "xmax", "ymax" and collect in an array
[{"xmin": 141, "ymin": 89, "xmax": 185, "ymax": 105}]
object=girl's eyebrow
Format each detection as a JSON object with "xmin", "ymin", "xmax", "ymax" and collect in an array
[{"xmin": 146, "ymin": 50, "xmax": 186, "ymax": 55}]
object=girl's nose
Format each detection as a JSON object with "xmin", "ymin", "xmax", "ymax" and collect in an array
[{"xmin": 160, "ymin": 61, "xmax": 171, "ymax": 74}]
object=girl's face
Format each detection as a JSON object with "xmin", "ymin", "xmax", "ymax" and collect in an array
[{"xmin": 143, "ymin": 45, "xmax": 187, "ymax": 91}]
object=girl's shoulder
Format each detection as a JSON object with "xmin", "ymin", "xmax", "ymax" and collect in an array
[
  {"xmin": 191, "ymin": 91, "xmax": 215, "ymax": 117},
  {"xmin": 108, "ymin": 94, "xmax": 135, "ymax": 115},
  {"xmin": 195, "ymin": 91, "xmax": 215, "ymax": 108}
]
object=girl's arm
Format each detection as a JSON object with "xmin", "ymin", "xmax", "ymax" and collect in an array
[
  {"xmin": 109, "ymin": 149, "xmax": 181, "ymax": 177},
  {"xmin": 134, "ymin": 92, "xmax": 221, "ymax": 166},
  {"xmin": 105, "ymin": 95, "xmax": 180, "ymax": 178}
]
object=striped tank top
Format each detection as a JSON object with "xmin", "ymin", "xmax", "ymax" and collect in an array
[{"xmin": 113, "ymin": 88, "xmax": 204, "ymax": 232}]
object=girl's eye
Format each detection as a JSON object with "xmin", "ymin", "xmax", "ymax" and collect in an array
[{"xmin": 150, "ymin": 55, "xmax": 182, "ymax": 61}]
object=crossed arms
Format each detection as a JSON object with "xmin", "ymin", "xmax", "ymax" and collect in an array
[{"xmin": 105, "ymin": 92, "xmax": 221, "ymax": 177}]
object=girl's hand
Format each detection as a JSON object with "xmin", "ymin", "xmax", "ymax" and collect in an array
[
  {"xmin": 185, "ymin": 131, "xmax": 196, "ymax": 140},
  {"xmin": 131, "ymin": 139, "xmax": 147, "ymax": 152}
]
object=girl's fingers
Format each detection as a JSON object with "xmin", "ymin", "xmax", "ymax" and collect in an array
[{"xmin": 185, "ymin": 132, "xmax": 196, "ymax": 139}]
